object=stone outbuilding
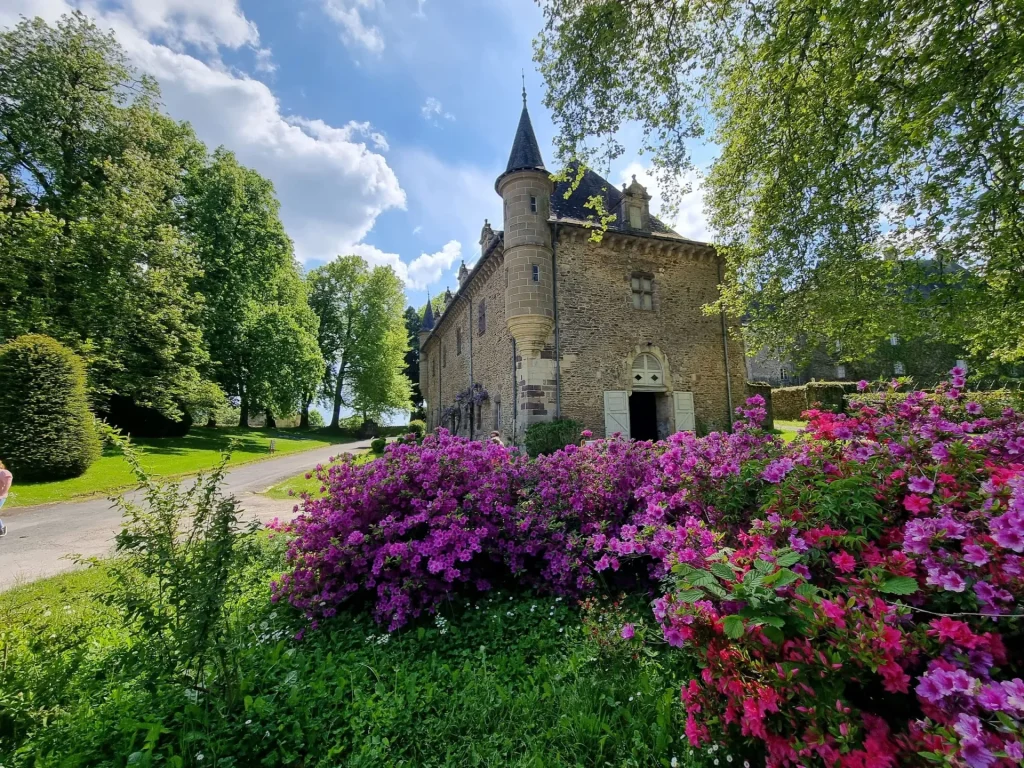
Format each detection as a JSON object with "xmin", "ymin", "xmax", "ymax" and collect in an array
[{"xmin": 418, "ymin": 94, "xmax": 747, "ymax": 444}]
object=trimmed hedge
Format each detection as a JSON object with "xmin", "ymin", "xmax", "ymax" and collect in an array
[
  {"xmin": 407, "ymin": 420, "xmax": 426, "ymax": 439},
  {"xmin": 0, "ymin": 334, "xmax": 101, "ymax": 481},
  {"xmin": 772, "ymin": 381, "xmax": 850, "ymax": 420},
  {"xmin": 370, "ymin": 437, "xmax": 387, "ymax": 454},
  {"xmin": 851, "ymin": 387, "xmax": 1024, "ymax": 416},
  {"xmin": 523, "ymin": 419, "xmax": 582, "ymax": 458}
]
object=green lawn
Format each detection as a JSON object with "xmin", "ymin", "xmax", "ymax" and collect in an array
[
  {"xmin": 261, "ymin": 449, "xmax": 377, "ymax": 500},
  {"xmin": 5, "ymin": 427, "xmax": 352, "ymax": 508},
  {"xmin": 775, "ymin": 419, "xmax": 807, "ymax": 444},
  {"xmin": 0, "ymin": 544, "xmax": 706, "ymax": 767}
]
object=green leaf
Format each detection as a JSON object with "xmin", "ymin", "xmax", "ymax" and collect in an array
[
  {"xmin": 795, "ymin": 583, "xmax": 818, "ymax": 599},
  {"xmin": 776, "ymin": 551, "xmax": 802, "ymax": 567},
  {"xmin": 879, "ymin": 577, "xmax": 919, "ymax": 595},
  {"xmin": 710, "ymin": 563, "xmax": 735, "ymax": 581},
  {"xmin": 754, "ymin": 558, "xmax": 774, "ymax": 573},
  {"xmin": 762, "ymin": 626, "xmax": 785, "ymax": 644},
  {"xmin": 721, "ymin": 615, "xmax": 745, "ymax": 639},
  {"xmin": 676, "ymin": 589, "xmax": 706, "ymax": 603},
  {"xmin": 762, "ymin": 615, "xmax": 786, "ymax": 628}
]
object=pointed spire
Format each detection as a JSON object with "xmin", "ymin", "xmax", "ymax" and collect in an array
[
  {"xmin": 521, "ymin": 69, "xmax": 527, "ymax": 107},
  {"xmin": 504, "ymin": 91, "xmax": 545, "ymax": 175},
  {"xmin": 422, "ymin": 294, "xmax": 435, "ymax": 331}
]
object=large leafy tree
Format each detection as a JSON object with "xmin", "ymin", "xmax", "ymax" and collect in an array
[
  {"xmin": 535, "ymin": 0, "xmax": 1024, "ymax": 369},
  {"xmin": 403, "ymin": 307, "xmax": 423, "ymax": 411},
  {"xmin": 308, "ymin": 256, "xmax": 411, "ymax": 428},
  {"xmin": 0, "ymin": 13, "xmax": 215, "ymax": 415},
  {"xmin": 183, "ymin": 148, "xmax": 322, "ymax": 427}
]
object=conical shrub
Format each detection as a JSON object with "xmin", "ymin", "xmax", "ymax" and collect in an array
[{"xmin": 0, "ymin": 334, "xmax": 101, "ymax": 481}]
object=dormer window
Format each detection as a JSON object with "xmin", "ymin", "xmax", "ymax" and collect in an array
[
  {"xmin": 530, "ymin": 196, "xmax": 537, "ymax": 213},
  {"xmin": 628, "ymin": 205, "xmax": 642, "ymax": 229}
]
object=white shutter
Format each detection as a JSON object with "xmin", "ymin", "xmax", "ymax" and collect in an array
[
  {"xmin": 604, "ymin": 391, "xmax": 630, "ymax": 438},
  {"xmin": 673, "ymin": 391, "xmax": 695, "ymax": 433}
]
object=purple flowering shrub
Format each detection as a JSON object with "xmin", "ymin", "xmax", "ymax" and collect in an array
[{"xmin": 273, "ymin": 371, "xmax": 1024, "ymax": 766}]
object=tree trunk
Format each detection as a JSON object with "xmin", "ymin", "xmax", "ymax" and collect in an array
[
  {"xmin": 239, "ymin": 384, "xmax": 250, "ymax": 429},
  {"xmin": 329, "ymin": 357, "xmax": 347, "ymax": 429},
  {"xmin": 265, "ymin": 408, "xmax": 276, "ymax": 429},
  {"xmin": 300, "ymin": 398, "xmax": 311, "ymax": 429},
  {"xmin": 206, "ymin": 416, "xmax": 216, "ymax": 428}
]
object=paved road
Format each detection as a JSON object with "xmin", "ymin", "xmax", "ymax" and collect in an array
[{"xmin": 0, "ymin": 440, "xmax": 371, "ymax": 591}]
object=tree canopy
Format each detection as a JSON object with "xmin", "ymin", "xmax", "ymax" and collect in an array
[
  {"xmin": 535, "ymin": 0, "xmax": 1024, "ymax": 370},
  {"xmin": 308, "ymin": 256, "xmax": 410, "ymax": 427}
]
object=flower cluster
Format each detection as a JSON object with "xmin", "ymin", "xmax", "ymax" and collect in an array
[{"xmin": 272, "ymin": 371, "xmax": 1024, "ymax": 765}]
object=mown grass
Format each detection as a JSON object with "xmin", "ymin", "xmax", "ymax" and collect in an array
[
  {"xmin": 5, "ymin": 427, "xmax": 352, "ymax": 508},
  {"xmin": 261, "ymin": 450, "xmax": 378, "ymax": 500},
  {"xmin": 774, "ymin": 420, "xmax": 807, "ymax": 444},
  {"xmin": 0, "ymin": 540, "xmax": 730, "ymax": 768}
]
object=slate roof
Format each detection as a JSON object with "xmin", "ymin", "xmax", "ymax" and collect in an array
[
  {"xmin": 550, "ymin": 164, "xmax": 697, "ymax": 242},
  {"xmin": 421, "ymin": 297, "xmax": 435, "ymax": 331},
  {"xmin": 505, "ymin": 105, "xmax": 545, "ymax": 174}
]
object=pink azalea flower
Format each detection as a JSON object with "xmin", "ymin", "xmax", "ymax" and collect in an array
[
  {"xmin": 620, "ymin": 623, "xmax": 635, "ymax": 640},
  {"xmin": 831, "ymin": 551, "xmax": 857, "ymax": 573},
  {"xmin": 903, "ymin": 494, "xmax": 932, "ymax": 514},
  {"xmin": 908, "ymin": 476, "xmax": 935, "ymax": 494}
]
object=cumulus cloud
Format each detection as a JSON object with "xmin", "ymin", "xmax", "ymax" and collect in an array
[
  {"xmin": 321, "ymin": 0, "xmax": 385, "ymax": 53},
  {"xmin": 421, "ymin": 97, "xmax": 454, "ymax": 123},
  {"xmin": 407, "ymin": 240, "xmax": 462, "ymax": 289},
  {"xmin": 619, "ymin": 162, "xmax": 713, "ymax": 242},
  {"xmin": 0, "ymin": 0, "xmax": 406, "ymax": 267}
]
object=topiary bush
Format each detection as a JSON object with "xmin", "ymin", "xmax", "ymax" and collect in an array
[
  {"xmin": 407, "ymin": 419, "xmax": 426, "ymax": 439},
  {"xmin": 369, "ymin": 437, "xmax": 387, "ymax": 454},
  {"xmin": 523, "ymin": 419, "xmax": 583, "ymax": 457},
  {"xmin": 0, "ymin": 334, "xmax": 101, "ymax": 481}
]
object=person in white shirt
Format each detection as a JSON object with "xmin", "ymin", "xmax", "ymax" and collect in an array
[{"xmin": 0, "ymin": 459, "xmax": 11, "ymax": 537}]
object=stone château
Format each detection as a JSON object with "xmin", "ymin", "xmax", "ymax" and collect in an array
[{"xmin": 418, "ymin": 94, "xmax": 748, "ymax": 443}]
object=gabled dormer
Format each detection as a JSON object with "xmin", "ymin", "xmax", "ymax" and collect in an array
[{"xmin": 619, "ymin": 175, "xmax": 652, "ymax": 231}]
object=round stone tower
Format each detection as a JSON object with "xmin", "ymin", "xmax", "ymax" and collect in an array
[{"xmin": 496, "ymin": 92, "xmax": 553, "ymax": 356}]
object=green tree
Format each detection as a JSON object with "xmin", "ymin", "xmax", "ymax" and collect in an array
[
  {"xmin": 307, "ymin": 257, "xmax": 411, "ymax": 428},
  {"xmin": 404, "ymin": 306, "xmax": 423, "ymax": 411},
  {"xmin": 183, "ymin": 148, "xmax": 322, "ymax": 427},
  {"xmin": 535, "ymin": 0, "xmax": 1024, "ymax": 368},
  {"xmin": 0, "ymin": 13, "xmax": 213, "ymax": 416}
]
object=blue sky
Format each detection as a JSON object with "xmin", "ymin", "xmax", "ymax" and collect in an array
[{"xmin": 1, "ymin": 0, "xmax": 713, "ymax": 312}]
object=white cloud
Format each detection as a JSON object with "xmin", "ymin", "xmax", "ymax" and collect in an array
[
  {"xmin": 407, "ymin": 240, "xmax": 462, "ymax": 289},
  {"xmin": 347, "ymin": 240, "xmax": 463, "ymax": 291},
  {"xmin": 116, "ymin": 0, "xmax": 259, "ymax": 51},
  {"xmin": 321, "ymin": 0, "xmax": 384, "ymax": 53},
  {"xmin": 619, "ymin": 162, "xmax": 713, "ymax": 242},
  {"xmin": 414, "ymin": 0, "xmax": 428, "ymax": 19},
  {"xmin": 421, "ymin": 96, "xmax": 455, "ymax": 123},
  {"xmin": 412, "ymin": 225, "xmax": 423, "ymax": 235},
  {"xmin": 0, "ymin": 0, "xmax": 406, "ymax": 267}
]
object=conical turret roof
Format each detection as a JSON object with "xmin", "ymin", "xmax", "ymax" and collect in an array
[
  {"xmin": 504, "ymin": 103, "xmax": 545, "ymax": 174},
  {"xmin": 422, "ymin": 298, "xmax": 435, "ymax": 331}
]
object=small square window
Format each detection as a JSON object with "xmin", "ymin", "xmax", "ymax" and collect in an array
[
  {"xmin": 836, "ymin": 365, "xmax": 846, "ymax": 379},
  {"xmin": 532, "ymin": 264, "xmax": 540, "ymax": 282},
  {"xmin": 530, "ymin": 196, "xmax": 537, "ymax": 213},
  {"xmin": 894, "ymin": 361, "xmax": 905, "ymax": 375},
  {"xmin": 631, "ymin": 274, "xmax": 653, "ymax": 310}
]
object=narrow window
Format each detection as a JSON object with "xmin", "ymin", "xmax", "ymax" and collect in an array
[
  {"xmin": 836, "ymin": 364, "xmax": 846, "ymax": 379},
  {"xmin": 629, "ymin": 205, "xmax": 642, "ymax": 229},
  {"xmin": 530, "ymin": 196, "xmax": 537, "ymax": 213},
  {"xmin": 532, "ymin": 264, "xmax": 540, "ymax": 282},
  {"xmin": 456, "ymin": 327, "xmax": 462, "ymax": 356},
  {"xmin": 478, "ymin": 299, "xmax": 486, "ymax": 335},
  {"xmin": 894, "ymin": 361, "xmax": 906, "ymax": 375},
  {"xmin": 890, "ymin": 333, "xmax": 899, "ymax": 346},
  {"xmin": 631, "ymin": 273, "xmax": 653, "ymax": 310}
]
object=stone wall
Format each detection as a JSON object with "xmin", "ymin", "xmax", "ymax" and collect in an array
[
  {"xmin": 420, "ymin": 247, "xmax": 517, "ymax": 443},
  {"xmin": 554, "ymin": 226, "xmax": 748, "ymax": 436}
]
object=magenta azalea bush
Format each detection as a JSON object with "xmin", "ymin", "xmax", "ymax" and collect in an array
[{"xmin": 272, "ymin": 369, "xmax": 1024, "ymax": 766}]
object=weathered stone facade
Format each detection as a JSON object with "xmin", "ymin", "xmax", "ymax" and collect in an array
[{"xmin": 419, "ymin": 100, "xmax": 748, "ymax": 444}]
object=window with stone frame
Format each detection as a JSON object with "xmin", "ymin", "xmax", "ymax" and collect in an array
[
  {"xmin": 456, "ymin": 327, "xmax": 462, "ymax": 356},
  {"xmin": 631, "ymin": 273, "xmax": 653, "ymax": 310},
  {"xmin": 532, "ymin": 264, "xmax": 540, "ymax": 282},
  {"xmin": 478, "ymin": 299, "xmax": 486, "ymax": 335}
]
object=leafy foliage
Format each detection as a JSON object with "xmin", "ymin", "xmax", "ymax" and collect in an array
[
  {"xmin": 535, "ymin": 0, "xmax": 1024, "ymax": 368},
  {"xmin": 0, "ymin": 334, "xmax": 100, "ymax": 480},
  {"xmin": 407, "ymin": 419, "xmax": 426, "ymax": 439},
  {"xmin": 523, "ymin": 418, "xmax": 583, "ymax": 457},
  {"xmin": 308, "ymin": 256, "xmax": 411, "ymax": 428}
]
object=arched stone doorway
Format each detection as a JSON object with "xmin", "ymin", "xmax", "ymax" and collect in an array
[{"xmin": 628, "ymin": 352, "xmax": 667, "ymax": 441}]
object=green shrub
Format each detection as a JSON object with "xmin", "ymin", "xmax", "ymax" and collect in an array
[
  {"xmin": 370, "ymin": 437, "xmax": 387, "ymax": 454},
  {"xmin": 407, "ymin": 419, "xmax": 426, "ymax": 439},
  {"xmin": 0, "ymin": 334, "xmax": 101, "ymax": 481},
  {"xmin": 523, "ymin": 419, "xmax": 582, "ymax": 457},
  {"xmin": 307, "ymin": 409, "xmax": 325, "ymax": 428}
]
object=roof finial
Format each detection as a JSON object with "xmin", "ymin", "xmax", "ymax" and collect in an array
[{"xmin": 521, "ymin": 69, "xmax": 527, "ymax": 107}]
